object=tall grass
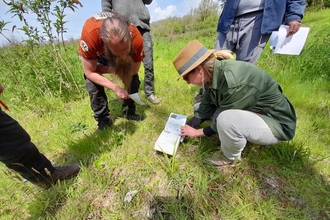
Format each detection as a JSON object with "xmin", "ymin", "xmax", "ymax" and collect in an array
[{"xmin": 0, "ymin": 9, "xmax": 329, "ymax": 219}]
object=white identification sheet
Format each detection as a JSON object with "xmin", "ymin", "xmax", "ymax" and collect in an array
[
  {"xmin": 129, "ymin": 93, "xmax": 145, "ymax": 105},
  {"xmin": 270, "ymin": 25, "xmax": 310, "ymax": 55},
  {"xmin": 154, "ymin": 113, "xmax": 187, "ymax": 156}
]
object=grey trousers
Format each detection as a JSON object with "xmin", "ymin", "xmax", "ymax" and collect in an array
[
  {"xmin": 138, "ymin": 28, "xmax": 155, "ymax": 97},
  {"xmin": 216, "ymin": 110, "xmax": 281, "ymax": 160},
  {"xmin": 215, "ymin": 10, "xmax": 271, "ymax": 64}
]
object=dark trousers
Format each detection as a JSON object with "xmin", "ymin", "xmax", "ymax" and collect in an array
[
  {"xmin": 0, "ymin": 109, "xmax": 55, "ymax": 183},
  {"xmin": 84, "ymin": 56, "xmax": 141, "ymax": 122}
]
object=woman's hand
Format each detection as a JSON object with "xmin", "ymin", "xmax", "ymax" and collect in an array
[{"xmin": 180, "ymin": 125, "xmax": 205, "ymax": 137}]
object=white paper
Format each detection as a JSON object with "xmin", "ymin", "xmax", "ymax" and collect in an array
[
  {"xmin": 270, "ymin": 25, "xmax": 310, "ymax": 55},
  {"xmin": 154, "ymin": 113, "xmax": 187, "ymax": 156},
  {"xmin": 129, "ymin": 93, "xmax": 145, "ymax": 105}
]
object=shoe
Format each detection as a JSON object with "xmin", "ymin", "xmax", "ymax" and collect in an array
[
  {"xmin": 122, "ymin": 108, "xmax": 145, "ymax": 121},
  {"xmin": 203, "ymin": 155, "xmax": 240, "ymax": 167},
  {"xmin": 97, "ymin": 119, "xmax": 112, "ymax": 130},
  {"xmin": 126, "ymin": 113, "xmax": 145, "ymax": 121},
  {"xmin": 34, "ymin": 163, "xmax": 80, "ymax": 189},
  {"xmin": 147, "ymin": 95, "xmax": 160, "ymax": 105}
]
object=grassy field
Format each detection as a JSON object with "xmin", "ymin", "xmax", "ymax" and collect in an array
[{"xmin": 0, "ymin": 9, "xmax": 329, "ymax": 219}]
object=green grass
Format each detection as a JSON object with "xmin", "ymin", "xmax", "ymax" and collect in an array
[{"xmin": 0, "ymin": 9, "xmax": 329, "ymax": 219}]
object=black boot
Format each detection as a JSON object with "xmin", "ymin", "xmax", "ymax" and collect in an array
[
  {"xmin": 122, "ymin": 105, "xmax": 145, "ymax": 121},
  {"xmin": 97, "ymin": 118, "xmax": 112, "ymax": 130},
  {"xmin": 121, "ymin": 74, "xmax": 145, "ymax": 121}
]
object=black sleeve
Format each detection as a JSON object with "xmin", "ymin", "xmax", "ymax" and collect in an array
[
  {"xmin": 203, "ymin": 126, "xmax": 217, "ymax": 136},
  {"xmin": 187, "ymin": 117, "xmax": 206, "ymax": 128}
]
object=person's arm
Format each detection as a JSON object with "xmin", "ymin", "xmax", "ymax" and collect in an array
[
  {"xmin": 285, "ymin": 0, "xmax": 306, "ymax": 37},
  {"xmin": 96, "ymin": 62, "xmax": 115, "ymax": 74},
  {"xmin": 131, "ymin": 61, "xmax": 141, "ymax": 76},
  {"xmin": 183, "ymin": 90, "xmax": 219, "ymax": 137},
  {"xmin": 180, "ymin": 125, "xmax": 205, "ymax": 137},
  {"xmin": 101, "ymin": 0, "xmax": 112, "ymax": 12},
  {"xmin": 81, "ymin": 57, "xmax": 129, "ymax": 99}
]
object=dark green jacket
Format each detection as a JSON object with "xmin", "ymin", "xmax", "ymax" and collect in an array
[{"xmin": 195, "ymin": 60, "xmax": 296, "ymax": 141}]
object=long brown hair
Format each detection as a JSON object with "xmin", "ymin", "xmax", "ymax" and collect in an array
[{"xmin": 100, "ymin": 13, "xmax": 134, "ymax": 90}]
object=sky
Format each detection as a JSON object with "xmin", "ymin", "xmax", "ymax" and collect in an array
[{"xmin": 0, "ymin": 0, "xmax": 203, "ymax": 44}]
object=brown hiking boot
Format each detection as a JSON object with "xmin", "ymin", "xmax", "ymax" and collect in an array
[{"xmin": 34, "ymin": 163, "xmax": 80, "ymax": 189}]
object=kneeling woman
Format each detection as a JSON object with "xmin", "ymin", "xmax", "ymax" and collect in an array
[{"xmin": 173, "ymin": 40, "xmax": 296, "ymax": 166}]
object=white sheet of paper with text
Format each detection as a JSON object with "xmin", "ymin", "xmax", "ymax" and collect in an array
[{"xmin": 154, "ymin": 113, "xmax": 187, "ymax": 156}]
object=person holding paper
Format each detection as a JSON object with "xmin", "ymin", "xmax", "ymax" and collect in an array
[
  {"xmin": 0, "ymin": 83, "xmax": 80, "ymax": 189},
  {"xmin": 215, "ymin": 0, "xmax": 306, "ymax": 64},
  {"xmin": 173, "ymin": 40, "xmax": 296, "ymax": 166},
  {"xmin": 193, "ymin": 0, "xmax": 306, "ymax": 103},
  {"xmin": 78, "ymin": 12, "xmax": 145, "ymax": 130},
  {"xmin": 101, "ymin": 0, "xmax": 161, "ymax": 105}
]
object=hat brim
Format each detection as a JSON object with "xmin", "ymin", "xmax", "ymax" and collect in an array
[{"xmin": 177, "ymin": 49, "xmax": 214, "ymax": 80}]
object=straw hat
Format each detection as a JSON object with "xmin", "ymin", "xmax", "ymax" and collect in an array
[{"xmin": 173, "ymin": 40, "xmax": 214, "ymax": 79}]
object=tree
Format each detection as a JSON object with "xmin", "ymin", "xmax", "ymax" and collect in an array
[{"xmin": 194, "ymin": 0, "xmax": 220, "ymax": 22}]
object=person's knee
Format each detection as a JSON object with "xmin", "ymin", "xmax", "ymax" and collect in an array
[
  {"xmin": 216, "ymin": 110, "xmax": 247, "ymax": 143},
  {"xmin": 217, "ymin": 110, "xmax": 235, "ymax": 130}
]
